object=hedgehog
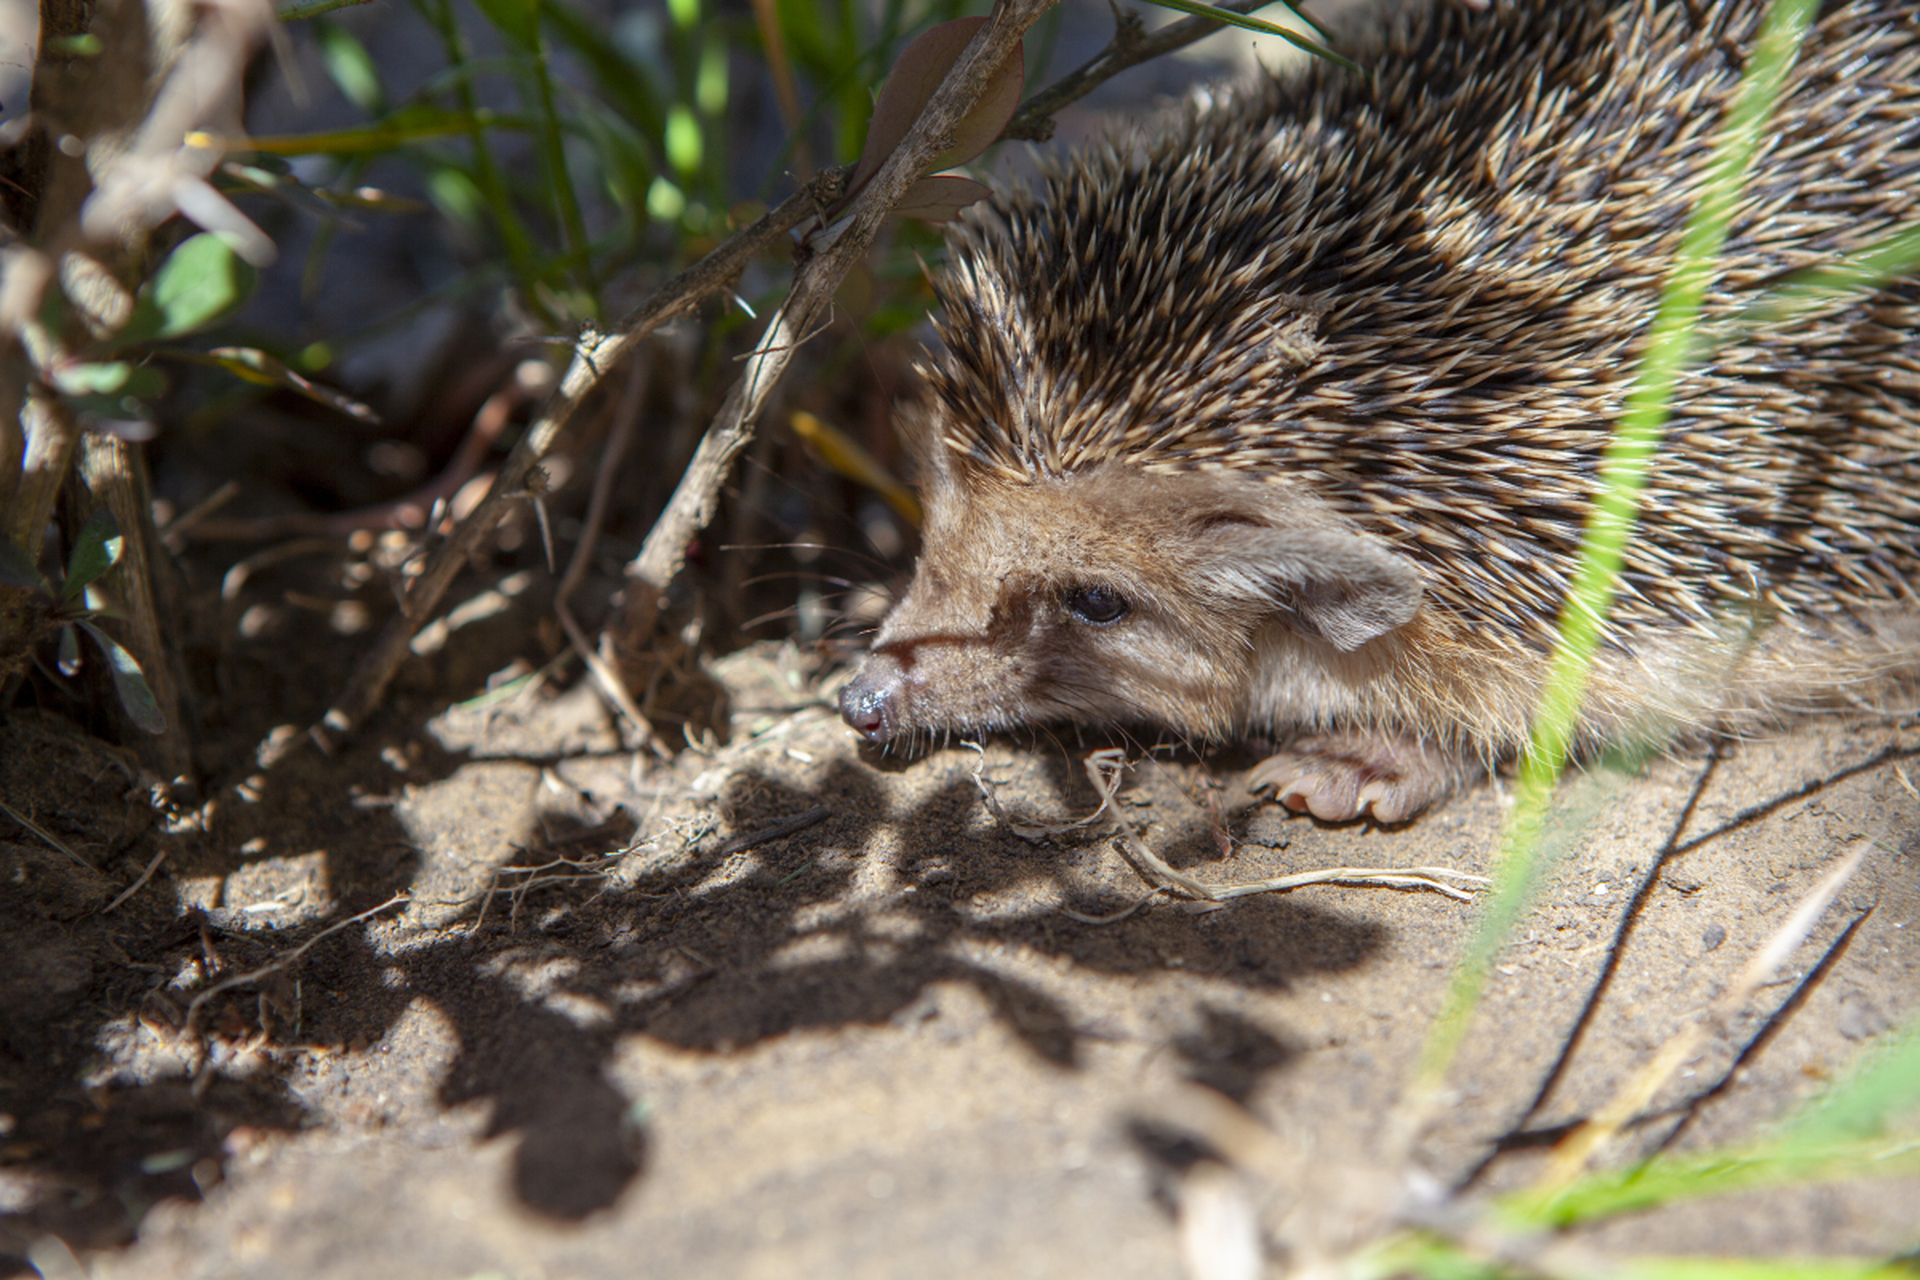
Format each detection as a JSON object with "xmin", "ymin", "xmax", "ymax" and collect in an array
[{"xmin": 837, "ymin": 0, "xmax": 1920, "ymax": 823}]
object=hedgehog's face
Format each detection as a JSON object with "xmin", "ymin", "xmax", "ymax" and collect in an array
[{"xmin": 838, "ymin": 459, "xmax": 1424, "ymax": 749}]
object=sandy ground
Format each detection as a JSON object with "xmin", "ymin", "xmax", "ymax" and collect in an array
[{"xmin": 3, "ymin": 615, "xmax": 1917, "ymax": 1278}]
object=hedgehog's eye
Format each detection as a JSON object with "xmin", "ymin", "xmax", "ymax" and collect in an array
[{"xmin": 1064, "ymin": 584, "xmax": 1130, "ymax": 626}]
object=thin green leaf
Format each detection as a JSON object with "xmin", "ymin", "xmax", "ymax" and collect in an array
[
  {"xmin": 1503, "ymin": 1132, "xmax": 1920, "ymax": 1229},
  {"xmin": 192, "ymin": 347, "xmax": 382, "ymax": 424},
  {"xmin": 218, "ymin": 163, "xmax": 344, "ymax": 225},
  {"xmin": 1608, "ymin": 1258, "xmax": 1918, "ymax": 1280},
  {"xmin": 544, "ymin": 0, "xmax": 665, "ymax": 144},
  {"xmin": 1499, "ymin": 1019, "xmax": 1920, "ymax": 1232},
  {"xmin": 1775, "ymin": 1017, "xmax": 1920, "ymax": 1152},
  {"xmin": 1409, "ymin": 0, "xmax": 1819, "ymax": 1104},
  {"xmin": 469, "ymin": 0, "xmax": 539, "ymax": 50},
  {"xmin": 1142, "ymin": 0, "xmax": 1358, "ymax": 73},
  {"xmin": 244, "ymin": 107, "xmax": 531, "ymax": 157},
  {"xmin": 0, "ymin": 539, "xmax": 46, "ymax": 591},
  {"xmin": 1736, "ymin": 219, "xmax": 1920, "ymax": 331},
  {"xmin": 418, "ymin": 0, "xmax": 546, "ymax": 319},
  {"xmin": 316, "ymin": 20, "xmax": 387, "ymax": 115},
  {"xmin": 1373, "ymin": 1236, "xmax": 1913, "ymax": 1280},
  {"xmin": 75, "ymin": 620, "xmax": 167, "ymax": 734},
  {"xmin": 62, "ymin": 509, "xmax": 123, "ymax": 602}
]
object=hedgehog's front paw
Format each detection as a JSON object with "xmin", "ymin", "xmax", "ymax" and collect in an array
[{"xmin": 1248, "ymin": 732, "xmax": 1470, "ymax": 824}]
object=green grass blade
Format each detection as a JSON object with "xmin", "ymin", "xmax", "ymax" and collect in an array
[
  {"xmin": 1409, "ymin": 0, "xmax": 1821, "ymax": 1102},
  {"xmin": 1140, "ymin": 0, "xmax": 1357, "ymax": 71}
]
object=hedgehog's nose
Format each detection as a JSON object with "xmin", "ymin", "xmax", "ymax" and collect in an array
[{"xmin": 839, "ymin": 664, "xmax": 900, "ymax": 744}]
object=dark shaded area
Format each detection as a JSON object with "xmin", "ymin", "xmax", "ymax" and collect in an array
[{"xmin": 0, "ymin": 664, "xmax": 1389, "ymax": 1265}]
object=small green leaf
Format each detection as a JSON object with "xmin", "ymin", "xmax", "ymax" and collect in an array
[
  {"xmin": 316, "ymin": 20, "xmax": 386, "ymax": 115},
  {"xmin": 123, "ymin": 233, "xmax": 260, "ymax": 343},
  {"xmin": 47, "ymin": 33, "xmax": 102, "ymax": 56},
  {"xmin": 76, "ymin": 620, "xmax": 167, "ymax": 734},
  {"xmin": 62, "ymin": 509, "xmax": 123, "ymax": 602},
  {"xmin": 665, "ymin": 104, "xmax": 702, "ymax": 175},
  {"xmin": 428, "ymin": 166, "xmax": 488, "ymax": 234},
  {"xmin": 0, "ymin": 539, "xmax": 49, "ymax": 591},
  {"xmin": 52, "ymin": 361, "xmax": 136, "ymax": 395},
  {"xmin": 55, "ymin": 362, "xmax": 167, "ymax": 407}
]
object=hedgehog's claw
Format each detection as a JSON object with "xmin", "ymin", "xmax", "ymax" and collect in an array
[{"xmin": 1248, "ymin": 732, "xmax": 1468, "ymax": 824}]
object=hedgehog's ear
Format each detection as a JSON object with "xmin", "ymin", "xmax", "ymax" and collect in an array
[{"xmin": 1199, "ymin": 520, "xmax": 1423, "ymax": 650}]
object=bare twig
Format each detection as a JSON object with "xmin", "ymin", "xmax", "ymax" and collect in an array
[
  {"xmin": 314, "ymin": 166, "xmax": 851, "ymax": 748},
  {"xmin": 188, "ymin": 362, "xmax": 533, "ymax": 541},
  {"xmin": 477, "ymin": 850, "xmax": 618, "ymax": 931},
  {"xmin": 183, "ymin": 892, "xmax": 408, "ymax": 1035},
  {"xmin": 712, "ymin": 804, "xmax": 830, "ymax": 857},
  {"xmin": 614, "ymin": 0, "xmax": 1055, "ymax": 644},
  {"xmin": 555, "ymin": 357, "xmax": 657, "ymax": 745},
  {"xmin": 1081, "ymin": 750, "xmax": 1487, "ymax": 904},
  {"xmin": 1536, "ymin": 844, "xmax": 1868, "ymax": 1188}
]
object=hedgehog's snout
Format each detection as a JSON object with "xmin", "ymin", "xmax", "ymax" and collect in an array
[{"xmin": 839, "ymin": 661, "xmax": 902, "ymax": 744}]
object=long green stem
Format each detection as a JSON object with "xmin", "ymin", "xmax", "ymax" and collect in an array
[
  {"xmin": 420, "ymin": 0, "xmax": 545, "ymax": 315},
  {"xmin": 1408, "ymin": 0, "xmax": 1821, "ymax": 1110},
  {"xmin": 523, "ymin": 16, "xmax": 595, "ymax": 309}
]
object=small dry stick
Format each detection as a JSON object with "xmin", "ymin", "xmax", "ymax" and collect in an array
[
  {"xmin": 103, "ymin": 847, "xmax": 169, "ymax": 913},
  {"xmin": 183, "ymin": 892, "xmax": 408, "ymax": 1035},
  {"xmin": 1081, "ymin": 750, "xmax": 1488, "ymax": 904},
  {"xmin": 614, "ymin": 0, "xmax": 1055, "ymax": 644},
  {"xmin": 479, "ymin": 851, "xmax": 618, "ymax": 931},
  {"xmin": 0, "ymin": 798, "xmax": 94, "ymax": 871},
  {"xmin": 554, "ymin": 358, "xmax": 660, "ymax": 747},
  {"xmin": 712, "ymin": 804, "xmax": 831, "ymax": 858},
  {"xmin": 1536, "ymin": 844, "xmax": 1868, "ymax": 1188}
]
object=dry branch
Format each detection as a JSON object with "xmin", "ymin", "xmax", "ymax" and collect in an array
[
  {"xmin": 610, "ymin": 0, "xmax": 1056, "ymax": 650},
  {"xmin": 312, "ymin": 167, "xmax": 847, "ymax": 747},
  {"xmin": 316, "ymin": 0, "xmax": 1058, "ymax": 749}
]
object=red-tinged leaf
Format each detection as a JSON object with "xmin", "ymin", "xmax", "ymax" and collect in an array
[
  {"xmin": 889, "ymin": 174, "xmax": 992, "ymax": 223},
  {"xmin": 199, "ymin": 347, "xmax": 383, "ymax": 424},
  {"xmin": 851, "ymin": 17, "xmax": 1023, "ymax": 198},
  {"xmin": 936, "ymin": 31, "xmax": 1024, "ymax": 171}
]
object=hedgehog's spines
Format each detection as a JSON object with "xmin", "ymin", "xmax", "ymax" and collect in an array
[{"xmin": 915, "ymin": 0, "xmax": 1920, "ymax": 660}]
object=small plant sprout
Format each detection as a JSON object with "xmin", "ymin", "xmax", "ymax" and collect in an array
[{"xmin": 0, "ymin": 509, "xmax": 166, "ymax": 734}]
